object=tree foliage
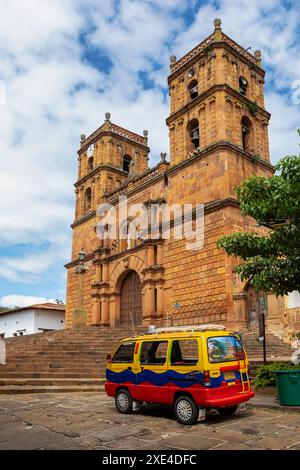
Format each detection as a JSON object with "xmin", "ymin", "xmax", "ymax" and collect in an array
[{"xmin": 217, "ymin": 131, "xmax": 300, "ymax": 296}]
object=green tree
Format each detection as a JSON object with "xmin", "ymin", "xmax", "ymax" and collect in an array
[{"xmin": 217, "ymin": 130, "xmax": 300, "ymax": 296}]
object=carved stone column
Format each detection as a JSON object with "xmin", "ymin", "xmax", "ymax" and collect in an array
[
  {"xmin": 147, "ymin": 245, "xmax": 155, "ymax": 266},
  {"xmin": 144, "ymin": 285, "xmax": 155, "ymax": 317},
  {"xmin": 156, "ymin": 284, "xmax": 164, "ymax": 316},
  {"xmin": 157, "ymin": 243, "xmax": 163, "ymax": 266},
  {"xmin": 101, "ymin": 296, "xmax": 109, "ymax": 326},
  {"xmin": 91, "ymin": 297, "xmax": 101, "ymax": 326}
]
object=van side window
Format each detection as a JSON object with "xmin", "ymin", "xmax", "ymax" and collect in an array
[
  {"xmin": 170, "ymin": 340, "xmax": 198, "ymax": 365},
  {"xmin": 140, "ymin": 341, "xmax": 168, "ymax": 365},
  {"xmin": 112, "ymin": 342, "xmax": 135, "ymax": 363}
]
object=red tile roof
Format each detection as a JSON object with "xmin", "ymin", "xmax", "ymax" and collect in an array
[{"xmin": 0, "ymin": 302, "xmax": 65, "ymax": 316}]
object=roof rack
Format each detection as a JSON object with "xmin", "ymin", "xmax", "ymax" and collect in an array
[{"xmin": 153, "ymin": 324, "xmax": 226, "ymax": 334}]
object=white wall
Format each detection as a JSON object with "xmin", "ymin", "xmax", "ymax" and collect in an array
[
  {"xmin": 288, "ymin": 291, "xmax": 300, "ymax": 309},
  {"xmin": 0, "ymin": 309, "xmax": 35, "ymax": 338},
  {"xmin": 34, "ymin": 310, "xmax": 65, "ymax": 332},
  {"xmin": 0, "ymin": 309, "xmax": 65, "ymax": 338}
]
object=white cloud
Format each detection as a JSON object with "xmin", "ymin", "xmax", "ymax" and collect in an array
[
  {"xmin": 0, "ymin": 295, "xmax": 56, "ymax": 308},
  {"xmin": 0, "ymin": 0, "xmax": 299, "ymax": 287},
  {"xmin": 0, "ymin": 249, "xmax": 63, "ymax": 283}
]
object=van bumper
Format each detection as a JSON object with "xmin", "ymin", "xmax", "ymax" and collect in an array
[
  {"xmin": 200, "ymin": 390, "xmax": 255, "ymax": 408},
  {"xmin": 105, "ymin": 382, "xmax": 116, "ymax": 397}
]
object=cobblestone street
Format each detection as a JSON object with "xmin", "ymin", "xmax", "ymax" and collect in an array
[{"xmin": 0, "ymin": 393, "xmax": 299, "ymax": 450}]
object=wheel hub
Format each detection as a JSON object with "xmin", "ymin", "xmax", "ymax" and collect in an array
[
  {"xmin": 177, "ymin": 399, "xmax": 193, "ymax": 422},
  {"xmin": 117, "ymin": 393, "xmax": 129, "ymax": 411}
]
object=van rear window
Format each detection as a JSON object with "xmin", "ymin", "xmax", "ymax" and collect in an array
[
  {"xmin": 112, "ymin": 342, "xmax": 135, "ymax": 363},
  {"xmin": 207, "ymin": 336, "xmax": 243, "ymax": 363}
]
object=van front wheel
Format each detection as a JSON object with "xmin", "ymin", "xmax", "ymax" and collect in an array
[
  {"xmin": 115, "ymin": 389, "xmax": 133, "ymax": 414},
  {"xmin": 174, "ymin": 396, "xmax": 198, "ymax": 425}
]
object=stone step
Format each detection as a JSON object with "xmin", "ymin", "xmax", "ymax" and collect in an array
[
  {"xmin": 0, "ymin": 378, "xmax": 105, "ymax": 386},
  {"xmin": 0, "ymin": 385, "xmax": 105, "ymax": 394},
  {"xmin": 0, "ymin": 372, "xmax": 104, "ymax": 378}
]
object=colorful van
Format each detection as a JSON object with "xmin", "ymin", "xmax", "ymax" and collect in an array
[{"xmin": 105, "ymin": 325, "xmax": 255, "ymax": 425}]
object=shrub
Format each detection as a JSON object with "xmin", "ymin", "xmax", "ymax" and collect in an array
[{"xmin": 253, "ymin": 362, "xmax": 300, "ymax": 390}]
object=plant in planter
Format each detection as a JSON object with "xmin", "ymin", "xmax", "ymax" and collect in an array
[
  {"xmin": 247, "ymin": 100, "xmax": 259, "ymax": 116},
  {"xmin": 253, "ymin": 362, "xmax": 300, "ymax": 390}
]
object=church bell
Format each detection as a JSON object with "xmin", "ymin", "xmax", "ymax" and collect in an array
[{"xmin": 191, "ymin": 128, "xmax": 199, "ymax": 146}]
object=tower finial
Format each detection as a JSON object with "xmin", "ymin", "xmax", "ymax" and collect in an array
[
  {"xmin": 214, "ymin": 18, "xmax": 222, "ymax": 30},
  {"xmin": 170, "ymin": 55, "xmax": 177, "ymax": 70},
  {"xmin": 105, "ymin": 112, "xmax": 111, "ymax": 122},
  {"xmin": 213, "ymin": 18, "xmax": 222, "ymax": 40},
  {"xmin": 254, "ymin": 50, "xmax": 262, "ymax": 66}
]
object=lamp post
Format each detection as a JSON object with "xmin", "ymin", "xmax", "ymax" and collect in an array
[
  {"xmin": 259, "ymin": 295, "xmax": 268, "ymax": 365},
  {"xmin": 74, "ymin": 249, "xmax": 87, "ymax": 326}
]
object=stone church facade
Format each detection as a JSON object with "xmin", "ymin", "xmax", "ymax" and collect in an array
[{"xmin": 65, "ymin": 19, "xmax": 286, "ymax": 334}]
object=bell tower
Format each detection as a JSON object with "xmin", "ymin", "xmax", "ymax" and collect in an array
[
  {"xmin": 71, "ymin": 113, "xmax": 150, "ymax": 260},
  {"xmin": 166, "ymin": 18, "xmax": 270, "ymax": 170}
]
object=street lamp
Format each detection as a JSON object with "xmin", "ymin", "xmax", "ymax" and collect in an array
[{"xmin": 74, "ymin": 249, "xmax": 87, "ymax": 326}]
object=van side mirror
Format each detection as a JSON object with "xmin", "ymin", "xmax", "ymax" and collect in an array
[{"xmin": 106, "ymin": 354, "xmax": 112, "ymax": 362}]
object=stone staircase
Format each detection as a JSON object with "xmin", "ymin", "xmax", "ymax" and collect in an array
[
  {"xmin": 0, "ymin": 325, "xmax": 294, "ymax": 394},
  {"xmin": 239, "ymin": 327, "xmax": 294, "ymax": 361},
  {"xmin": 0, "ymin": 326, "xmax": 140, "ymax": 394}
]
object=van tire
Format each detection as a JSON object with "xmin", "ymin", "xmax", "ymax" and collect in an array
[
  {"xmin": 218, "ymin": 405, "xmax": 238, "ymax": 416},
  {"xmin": 174, "ymin": 396, "xmax": 198, "ymax": 425},
  {"xmin": 115, "ymin": 389, "xmax": 133, "ymax": 414}
]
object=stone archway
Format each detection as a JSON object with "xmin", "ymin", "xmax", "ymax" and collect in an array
[{"xmin": 120, "ymin": 270, "xmax": 142, "ymax": 326}]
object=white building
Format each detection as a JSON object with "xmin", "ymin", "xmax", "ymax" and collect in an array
[{"xmin": 0, "ymin": 303, "xmax": 65, "ymax": 338}]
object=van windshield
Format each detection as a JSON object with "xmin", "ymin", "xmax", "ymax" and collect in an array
[{"xmin": 207, "ymin": 336, "xmax": 244, "ymax": 363}]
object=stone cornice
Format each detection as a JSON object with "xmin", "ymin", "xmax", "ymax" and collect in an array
[
  {"xmin": 166, "ymin": 83, "xmax": 270, "ymax": 126},
  {"xmin": 71, "ymin": 210, "xmax": 96, "ymax": 229},
  {"xmin": 70, "ymin": 141, "xmax": 274, "ymax": 230},
  {"xmin": 75, "ymin": 164, "xmax": 127, "ymax": 188},
  {"xmin": 65, "ymin": 196, "xmax": 241, "ymax": 270},
  {"xmin": 79, "ymin": 124, "xmax": 149, "ymax": 155},
  {"xmin": 169, "ymin": 34, "xmax": 263, "ymax": 82},
  {"xmin": 105, "ymin": 166, "xmax": 168, "ymax": 206},
  {"xmin": 165, "ymin": 141, "xmax": 275, "ymax": 177}
]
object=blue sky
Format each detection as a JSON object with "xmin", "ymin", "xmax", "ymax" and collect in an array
[{"xmin": 0, "ymin": 0, "xmax": 299, "ymax": 307}]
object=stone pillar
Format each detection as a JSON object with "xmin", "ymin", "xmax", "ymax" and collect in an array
[
  {"xmin": 147, "ymin": 245, "xmax": 155, "ymax": 266},
  {"xmin": 157, "ymin": 244, "xmax": 163, "ymax": 266},
  {"xmin": 157, "ymin": 285, "xmax": 164, "ymax": 315},
  {"xmin": 104, "ymin": 236, "xmax": 110, "ymax": 251},
  {"xmin": 95, "ymin": 262, "xmax": 102, "ymax": 284},
  {"xmin": 102, "ymin": 263, "xmax": 109, "ymax": 283},
  {"xmin": 145, "ymin": 285, "xmax": 155, "ymax": 317},
  {"xmin": 91, "ymin": 297, "xmax": 101, "ymax": 325},
  {"xmin": 101, "ymin": 297, "xmax": 109, "ymax": 326},
  {"xmin": 91, "ymin": 178, "xmax": 95, "ymax": 210},
  {"xmin": 79, "ymin": 186, "xmax": 84, "ymax": 217},
  {"xmin": 109, "ymin": 295, "xmax": 117, "ymax": 327},
  {"xmin": 75, "ymin": 189, "xmax": 79, "ymax": 219}
]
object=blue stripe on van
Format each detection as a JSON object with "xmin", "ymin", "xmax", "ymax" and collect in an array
[{"xmin": 106, "ymin": 369, "xmax": 226, "ymax": 388}]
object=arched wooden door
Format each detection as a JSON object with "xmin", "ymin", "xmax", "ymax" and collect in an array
[{"xmin": 120, "ymin": 271, "xmax": 142, "ymax": 326}]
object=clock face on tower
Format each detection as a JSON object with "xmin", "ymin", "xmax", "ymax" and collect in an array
[{"xmin": 87, "ymin": 144, "xmax": 95, "ymax": 158}]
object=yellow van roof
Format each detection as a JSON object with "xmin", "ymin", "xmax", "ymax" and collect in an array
[{"xmin": 121, "ymin": 325, "xmax": 238, "ymax": 342}]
